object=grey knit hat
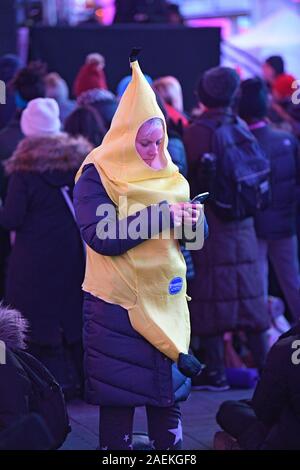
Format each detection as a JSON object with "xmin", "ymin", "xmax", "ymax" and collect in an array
[{"xmin": 197, "ymin": 66, "xmax": 240, "ymax": 108}]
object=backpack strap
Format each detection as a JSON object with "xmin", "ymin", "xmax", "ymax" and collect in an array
[
  {"xmin": 60, "ymin": 186, "xmax": 86, "ymax": 255},
  {"xmin": 195, "ymin": 117, "xmax": 219, "ymax": 132},
  {"xmin": 13, "ymin": 350, "xmax": 57, "ymax": 389},
  {"xmin": 60, "ymin": 186, "xmax": 76, "ymax": 220}
]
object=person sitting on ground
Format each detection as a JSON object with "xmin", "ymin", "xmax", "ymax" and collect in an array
[
  {"xmin": 215, "ymin": 322, "xmax": 300, "ymax": 450},
  {"xmin": 0, "ymin": 304, "xmax": 55, "ymax": 449}
]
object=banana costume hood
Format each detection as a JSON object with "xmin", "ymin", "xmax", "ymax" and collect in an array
[{"xmin": 76, "ymin": 54, "xmax": 201, "ymax": 362}]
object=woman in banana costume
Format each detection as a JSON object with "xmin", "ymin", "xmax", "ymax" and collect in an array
[{"xmin": 74, "ymin": 51, "xmax": 206, "ymax": 450}]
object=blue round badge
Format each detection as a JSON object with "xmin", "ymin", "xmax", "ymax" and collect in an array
[{"xmin": 169, "ymin": 277, "xmax": 183, "ymax": 295}]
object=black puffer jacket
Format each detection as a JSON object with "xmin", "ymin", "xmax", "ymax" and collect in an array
[
  {"xmin": 251, "ymin": 124, "xmax": 300, "ymax": 239},
  {"xmin": 0, "ymin": 134, "xmax": 91, "ymax": 345}
]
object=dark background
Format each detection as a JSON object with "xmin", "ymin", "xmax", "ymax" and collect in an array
[
  {"xmin": 0, "ymin": 0, "xmax": 17, "ymax": 56},
  {"xmin": 29, "ymin": 24, "xmax": 220, "ymax": 111}
]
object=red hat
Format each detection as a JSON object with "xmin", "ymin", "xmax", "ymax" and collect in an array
[
  {"xmin": 73, "ymin": 62, "xmax": 107, "ymax": 97},
  {"xmin": 272, "ymin": 73, "xmax": 295, "ymax": 100}
]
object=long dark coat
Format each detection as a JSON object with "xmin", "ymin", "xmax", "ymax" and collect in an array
[
  {"xmin": 184, "ymin": 109, "xmax": 269, "ymax": 336},
  {"xmin": 0, "ymin": 134, "xmax": 91, "ymax": 345}
]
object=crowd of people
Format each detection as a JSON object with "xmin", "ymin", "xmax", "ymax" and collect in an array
[{"xmin": 0, "ymin": 49, "xmax": 299, "ymax": 450}]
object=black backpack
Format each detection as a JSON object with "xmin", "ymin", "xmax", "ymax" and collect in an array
[
  {"xmin": 13, "ymin": 350, "xmax": 71, "ymax": 449},
  {"xmin": 197, "ymin": 115, "xmax": 271, "ymax": 220}
]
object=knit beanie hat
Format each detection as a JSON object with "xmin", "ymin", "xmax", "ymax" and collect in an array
[
  {"xmin": 197, "ymin": 66, "xmax": 240, "ymax": 108},
  {"xmin": 272, "ymin": 73, "xmax": 295, "ymax": 100},
  {"xmin": 73, "ymin": 62, "xmax": 108, "ymax": 97},
  {"xmin": 21, "ymin": 97, "xmax": 61, "ymax": 137},
  {"xmin": 238, "ymin": 77, "xmax": 268, "ymax": 120}
]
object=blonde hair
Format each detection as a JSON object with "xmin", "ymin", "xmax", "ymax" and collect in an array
[
  {"xmin": 137, "ymin": 118, "xmax": 164, "ymax": 137},
  {"xmin": 153, "ymin": 76, "xmax": 184, "ymax": 112},
  {"xmin": 45, "ymin": 72, "xmax": 69, "ymax": 101}
]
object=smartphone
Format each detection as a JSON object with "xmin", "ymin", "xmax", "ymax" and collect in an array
[{"xmin": 191, "ymin": 192, "xmax": 210, "ymax": 204}]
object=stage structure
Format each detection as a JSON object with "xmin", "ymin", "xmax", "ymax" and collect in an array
[{"xmin": 29, "ymin": 24, "xmax": 220, "ymax": 111}]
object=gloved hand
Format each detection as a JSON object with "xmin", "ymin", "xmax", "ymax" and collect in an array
[{"xmin": 177, "ymin": 353, "xmax": 205, "ymax": 378}]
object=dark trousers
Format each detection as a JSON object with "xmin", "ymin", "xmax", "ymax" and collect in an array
[
  {"xmin": 201, "ymin": 330, "xmax": 269, "ymax": 375},
  {"xmin": 216, "ymin": 400, "xmax": 268, "ymax": 450},
  {"xmin": 258, "ymin": 236, "xmax": 300, "ymax": 323},
  {"xmin": 28, "ymin": 340, "xmax": 84, "ymax": 394},
  {"xmin": 99, "ymin": 403, "xmax": 182, "ymax": 450}
]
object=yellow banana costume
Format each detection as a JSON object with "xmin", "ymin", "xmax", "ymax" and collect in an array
[{"xmin": 76, "ymin": 58, "xmax": 202, "ymax": 362}]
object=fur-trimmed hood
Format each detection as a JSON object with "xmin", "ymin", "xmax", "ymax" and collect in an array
[
  {"xmin": 4, "ymin": 133, "xmax": 92, "ymax": 175},
  {"xmin": 0, "ymin": 304, "xmax": 29, "ymax": 349}
]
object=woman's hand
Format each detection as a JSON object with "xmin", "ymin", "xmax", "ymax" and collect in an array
[{"xmin": 169, "ymin": 202, "xmax": 202, "ymax": 227}]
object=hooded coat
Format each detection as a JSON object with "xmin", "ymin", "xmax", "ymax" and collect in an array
[
  {"xmin": 0, "ymin": 306, "xmax": 61, "ymax": 450},
  {"xmin": 0, "ymin": 133, "xmax": 91, "ymax": 346},
  {"xmin": 0, "ymin": 305, "xmax": 32, "ymax": 433}
]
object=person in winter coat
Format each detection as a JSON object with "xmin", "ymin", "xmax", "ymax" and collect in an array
[
  {"xmin": 0, "ymin": 304, "xmax": 55, "ymax": 449},
  {"xmin": 239, "ymin": 78, "xmax": 300, "ymax": 325},
  {"xmin": 0, "ymin": 62, "xmax": 47, "ymax": 299},
  {"xmin": 184, "ymin": 67, "xmax": 270, "ymax": 391},
  {"xmin": 215, "ymin": 322, "xmax": 300, "ymax": 450},
  {"xmin": 74, "ymin": 54, "xmax": 206, "ymax": 451},
  {"xmin": 0, "ymin": 98, "xmax": 91, "ymax": 392}
]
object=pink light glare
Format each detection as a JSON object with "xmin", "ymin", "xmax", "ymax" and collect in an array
[
  {"xmin": 186, "ymin": 17, "xmax": 232, "ymax": 39},
  {"xmin": 94, "ymin": 0, "xmax": 115, "ymax": 25}
]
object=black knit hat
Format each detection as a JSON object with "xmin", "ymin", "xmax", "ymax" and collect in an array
[
  {"xmin": 197, "ymin": 66, "xmax": 240, "ymax": 108},
  {"xmin": 238, "ymin": 77, "xmax": 268, "ymax": 120},
  {"xmin": 265, "ymin": 55, "xmax": 284, "ymax": 76}
]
